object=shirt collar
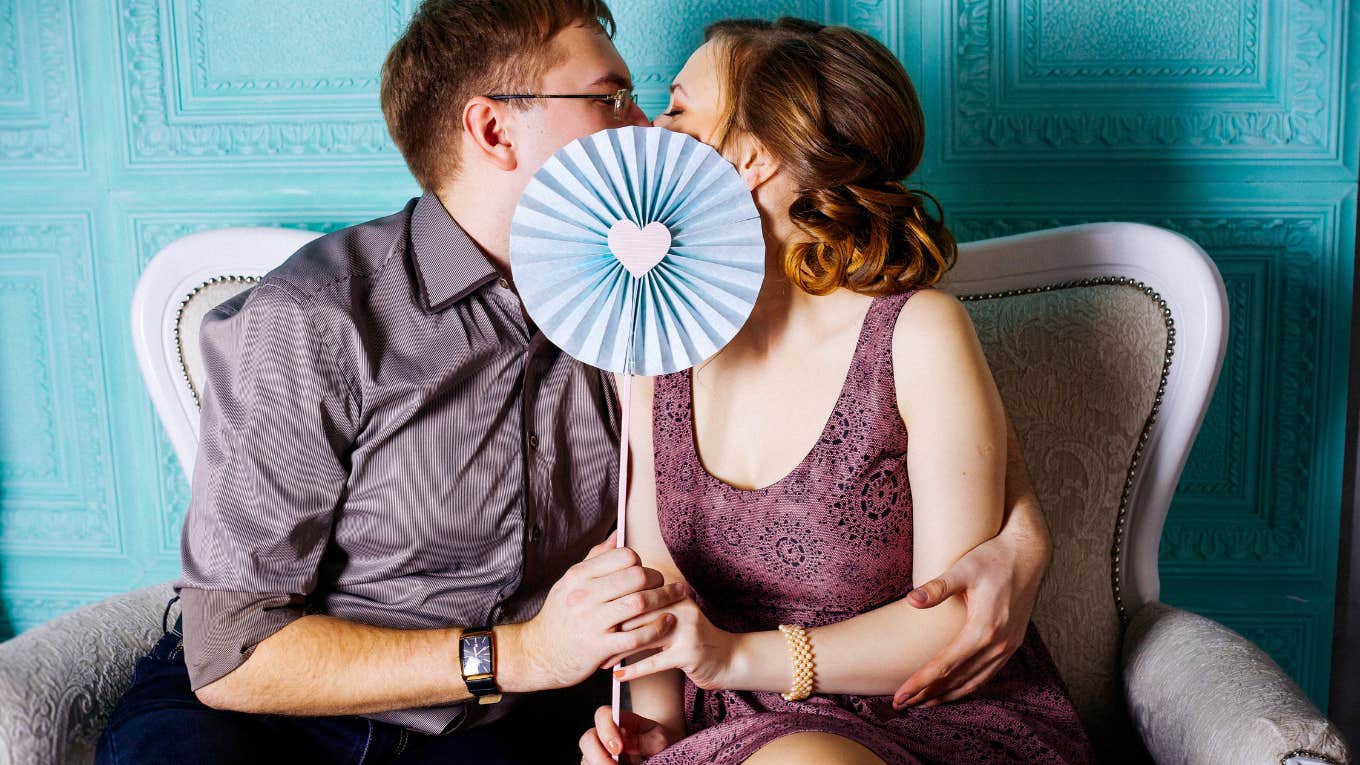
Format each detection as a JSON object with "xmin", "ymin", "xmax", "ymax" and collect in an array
[{"xmin": 409, "ymin": 191, "xmax": 499, "ymax": 312}]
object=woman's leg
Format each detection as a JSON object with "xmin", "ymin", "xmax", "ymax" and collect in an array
[{"xmin": 741, "ymin": 732, "xmax": 888, "ymax": 765}]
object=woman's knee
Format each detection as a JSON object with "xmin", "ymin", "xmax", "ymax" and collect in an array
[{"xmin": 741, "ymin": 731, "xmax": 888, "ymax": 765}]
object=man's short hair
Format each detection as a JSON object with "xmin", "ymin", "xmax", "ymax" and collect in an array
[{"xmin": 381, "ymin": 0, "xmax": 616, "ymax": 190}]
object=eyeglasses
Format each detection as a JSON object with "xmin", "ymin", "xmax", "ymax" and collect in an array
[{"xmin": 488, "ymin": 88, "xmax": 637, "ymax": 121}]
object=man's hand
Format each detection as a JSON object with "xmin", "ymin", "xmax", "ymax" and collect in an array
[
  {"xmin": 579, "ymin": 706, "xmax": 677, "ymax": 764},
  {"xmin": 500, "ymin": 532, "xmax": 687, "ymax": 693},
  {"xmin": 892, "ymin": 524, "xmax": 1047, "ymax": 709}
]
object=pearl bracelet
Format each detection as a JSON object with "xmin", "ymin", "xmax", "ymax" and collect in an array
[{"xmin": 778, "ymin": 624, "xmax": 816, "ymax": 701}]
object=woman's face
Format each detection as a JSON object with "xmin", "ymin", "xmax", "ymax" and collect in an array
[{"xmin": 652, "ymin": 41, "xmax": 726, "ymax": 147}]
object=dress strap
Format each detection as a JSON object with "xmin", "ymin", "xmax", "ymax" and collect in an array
[{"xmin": 846, "ymin": 288, "xmax": 925, "ymax": 409}]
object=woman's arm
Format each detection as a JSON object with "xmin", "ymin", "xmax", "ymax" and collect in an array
[
  {"xmin": 615, "ymin": 289, "xmax": 1008, "ymax": 696},
  {"xmin": 893, "ymin": 414, "xmax": 1052, "ymax": 708},
  {"xmin": 614, "ymin": 375, "xmax": 687, "ymax": 737}
]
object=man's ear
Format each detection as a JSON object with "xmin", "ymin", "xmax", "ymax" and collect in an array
[
  {"xmin": 462, "ymin": 96, "xmax": 518, "ymax": 172},
  {"xmin": 733, "ymin": 138, "xmax": 780, "ymax": 191}
]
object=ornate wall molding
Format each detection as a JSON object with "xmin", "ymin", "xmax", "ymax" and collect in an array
[
  {"xmin": 947, "ymin": 0, "xmax": 1343, "ymax": 162},
  {"xmin": 118, "ymin": 0, "xmax": 405, "ymax": 165},
  {"xmin": 1018, "ymin": 0, "xmax": 1262, "ymax": 82},
  {"xmin": 0, "ymin": 0, "xmax": 83, "ymax": 170},
  {"xmin": 0, "ymin": 216, "xmax": 116, "ymax": 552},
  {"xmin": 181, "ymin": 0, "xmax": 410, "ymax": 97}
]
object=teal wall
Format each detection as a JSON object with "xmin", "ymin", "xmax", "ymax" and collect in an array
[{"xmin": 1, "ymin": 0, "xmax": 1354, "ymax": 711}]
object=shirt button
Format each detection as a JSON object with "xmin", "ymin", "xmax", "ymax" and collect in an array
[
  {"xmin": 529, "ymin": 525, "xmax": 543, "ymax": 543},
  {"xmin": 528, "ymin": 434, "xmax": 539, "ymax": 449},
  {"xmin": 498, "ymin": 277, "xmax": 510, "ymax": 289}
]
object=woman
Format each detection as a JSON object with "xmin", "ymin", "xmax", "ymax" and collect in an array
[{"xmin": 579, "ymin": 18, "xmax": 1091, "ymax": 765}]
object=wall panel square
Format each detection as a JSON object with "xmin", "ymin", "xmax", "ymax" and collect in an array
[{"xmin": 0, "ymin": 0, "xmax": 83, "ymax": 171}]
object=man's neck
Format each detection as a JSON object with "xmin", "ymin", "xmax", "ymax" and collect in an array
[{"xmin": 433, "ymin": 181, "xmax": 516, "ymax": 275}]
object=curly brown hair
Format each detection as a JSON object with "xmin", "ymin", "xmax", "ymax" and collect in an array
[{"xmin": 704, "ymin": 18, "xmax": 956, "ymax": 296}]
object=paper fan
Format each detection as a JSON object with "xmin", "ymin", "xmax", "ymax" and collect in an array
[
  {"xmin": 509, "ymin": 126, "xmax": 765, "ymax": 744},
  {"xmin": 509, "ymin": 125, "xmax": 765, "ymax": 376}
]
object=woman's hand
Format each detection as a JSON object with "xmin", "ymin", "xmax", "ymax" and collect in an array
[
  {"xmin": 580, "ymin": 706, "xmax": 677, "ymax": 764},
  {"xmin": 610, "ymin": 594, "xmax": 738, "ymax": 690}
]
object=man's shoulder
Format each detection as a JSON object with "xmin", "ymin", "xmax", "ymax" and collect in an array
[{"xmin": 260, "ymin": 199, "xmax": 417, "ymax": 303}]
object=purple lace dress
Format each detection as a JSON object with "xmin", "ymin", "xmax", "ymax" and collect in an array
[{"xmin": 644, "ymin": 289, "xmax": 1092, "ymax": 764}]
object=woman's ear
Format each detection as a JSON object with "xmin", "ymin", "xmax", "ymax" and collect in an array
[
  {"xmin": 461, "ymin": 96, "xmax": 518, "ymax": 172},
  {"xmin": 732, "ymin": 137, "xmax": 780, "ymax": 191}
]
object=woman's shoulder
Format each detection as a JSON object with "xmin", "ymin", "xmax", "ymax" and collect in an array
[
  {"xmin": 890, "ymin": 285, "xmax": 989, "ymax": 416},
  {"xmin": 892, "ymin": 285, "xmax": 974, "ymax": 344}
]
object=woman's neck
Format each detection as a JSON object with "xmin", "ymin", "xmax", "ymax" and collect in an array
[{"xmin": 728, "ymin": 226, "xmax": 873, "ymax": 357}]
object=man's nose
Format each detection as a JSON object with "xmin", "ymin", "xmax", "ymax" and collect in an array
[{"xmin": 625, "ymin": 101, "xmax": 649, "ymax": 127}]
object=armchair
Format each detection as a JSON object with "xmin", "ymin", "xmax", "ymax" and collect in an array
[{"xmin": 0, "ymin": 223, "xmax": 1345, "ymax": 764}]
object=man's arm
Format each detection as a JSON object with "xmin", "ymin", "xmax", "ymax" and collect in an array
[
  {"xmin": 893, "ymin": 412, "xmax": 1052, "ymax": 708},
  {"xmin": 195, "ymin": 536, "xmax": 684, "ymax": 715},
  {"xmin": 183, "ymin": 284, "xmax": 684, "ymax": 716}
]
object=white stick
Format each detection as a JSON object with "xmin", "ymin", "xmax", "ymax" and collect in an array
[{"xmin": 610, "ymin": 370, "xmax": 632, "ymax": 761}]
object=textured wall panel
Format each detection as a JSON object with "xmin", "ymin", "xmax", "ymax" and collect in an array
[
  {"xmin": 936, "ymin": 0, "xmax": 1350, "ymax": 170},
  {"xmin": 0, "ymin": 215, "xmax": 118, "ymax": 554},
  {"xmin": 0, "ymin": 0, "xmax": 83, "ymax": 170},
  {"xmin": 117, "ymin": 0, "xmax": 411, "ymax": 166}
]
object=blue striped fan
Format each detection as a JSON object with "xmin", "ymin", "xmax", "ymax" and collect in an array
[
  {"xmin": 509, "ymin": 126, "xmax": 765, "ymax": 742},
  {"xmin": 509, "ymin": 126, "xmax": 764, "ymax": 376}
]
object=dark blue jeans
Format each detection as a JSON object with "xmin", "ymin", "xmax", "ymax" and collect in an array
[{"xmin": 96, "ymin": 609, "xmax": 605, "ymax": 764}]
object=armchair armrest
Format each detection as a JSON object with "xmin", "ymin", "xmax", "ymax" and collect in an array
[
  {"xmin": 1123, "ymin": 601, "xmax": 1349, "ymax": 765},
  {"xmin": 0, "ymin": 583, "xmax": 175, "ymax": 765}
]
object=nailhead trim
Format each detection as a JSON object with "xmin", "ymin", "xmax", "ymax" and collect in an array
[
  {"xmin": 1281, "ymin": 748, "xmax": 1343, "ymax": 765},
  {"xmin": 174, "ymin": 275, "xmax": 261, "ymax": 409}
]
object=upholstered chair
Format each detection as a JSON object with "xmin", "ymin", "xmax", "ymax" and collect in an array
[{"xmin": 0, "ymin": 224, "xmax": 1346, "ymax": 764}]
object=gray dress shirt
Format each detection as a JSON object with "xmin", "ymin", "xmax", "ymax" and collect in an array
[{"xmin": 176, "ymin": 192, "xmax": 620, "ymax": 733}]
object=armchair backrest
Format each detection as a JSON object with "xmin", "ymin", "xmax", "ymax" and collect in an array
[{"xmin": 939, "ymin": 222, "xmax": 1227, "ymax": 759}]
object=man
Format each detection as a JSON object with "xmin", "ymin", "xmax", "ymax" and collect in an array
[{"xmin": 97, "ymin": 1, "xmax": 1052, "ymax": 762}]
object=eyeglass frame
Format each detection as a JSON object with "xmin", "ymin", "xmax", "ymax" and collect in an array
[{"xmin": 487, "ymin": 88, "xmax": 637, "ymax": 121}]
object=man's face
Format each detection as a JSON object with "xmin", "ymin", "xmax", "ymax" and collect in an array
[{"xmin": 506, "ymin": 24, "xmax": 648, "ymax": 178}]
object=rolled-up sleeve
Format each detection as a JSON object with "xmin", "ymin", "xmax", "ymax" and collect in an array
[{"xmin": 178, "ymin": 282, "xmax": 358, "ymax": 691}]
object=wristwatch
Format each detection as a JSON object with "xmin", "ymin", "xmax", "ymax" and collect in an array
[{"xmin": 459, "ymin": 626, "xmax": 502, "ymax": 705}]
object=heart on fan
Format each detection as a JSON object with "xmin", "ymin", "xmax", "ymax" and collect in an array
[{"xmin": 608, "ymin": 220, "xmax": 671, "ymax": 278}]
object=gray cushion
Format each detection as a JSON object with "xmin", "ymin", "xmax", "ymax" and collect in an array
[
  {"xmin": 1124, "ymin": 602, "xmax": 1350, "ymax": 765},
  {"xmin": 0, "ymin": 584, "xmax": 175, "ymax": 765}
]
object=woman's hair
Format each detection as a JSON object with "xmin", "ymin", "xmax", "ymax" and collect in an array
[
  {"xmin": 704, "ymin": 18, "xmax": 956, "ymax": 296},
  {"xmin": 382, "ymin": 0, "xmax": 615, "ymax": 190}
]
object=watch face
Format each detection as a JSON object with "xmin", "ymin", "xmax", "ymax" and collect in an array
[{"xmin": 461, "ymin": 634, "xmax": 493, "ymax": 677}]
